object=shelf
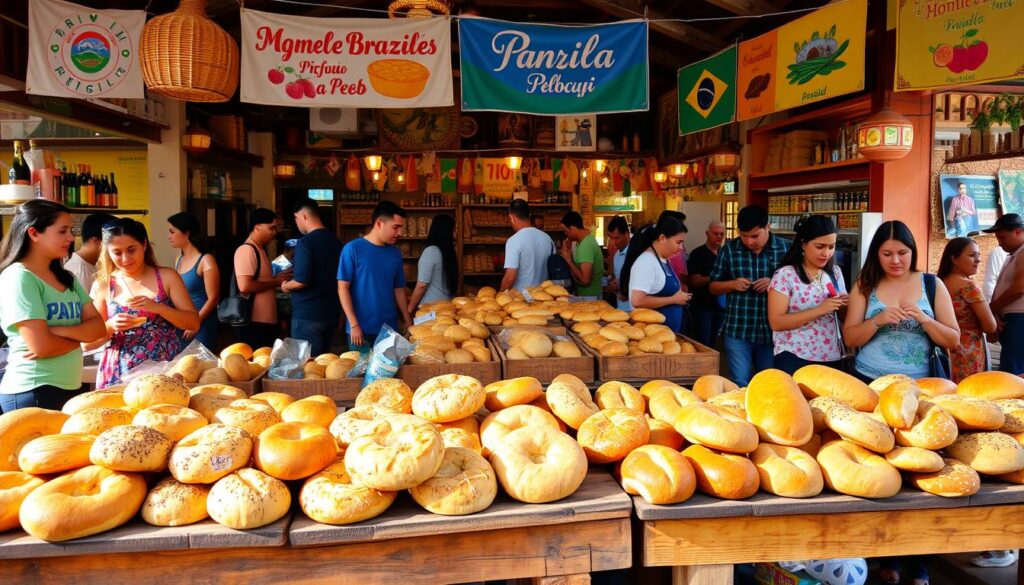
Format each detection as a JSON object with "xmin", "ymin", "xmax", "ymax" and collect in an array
[
  {"xmin": 189, "ymin": 143, "xmax": 264, "ymax": 168},
  {"xmin": 769, "ymin": 210, "xmax": 866, "ymax": 216},
  {"xmin": 0, "ymin": 205, "xmax": 148, "ymax": 216},
  {"xmin": 750, "ymin": 158, "xmax": 868, "ymax": 179},
  {"xmin": 750, "ymin": 94, "xmax": 872, "ymax": 136},
  {"xmin": 403, "ymin": 207, "xmax": 456, "ymax": 211},
  {"xmin": 336, "ymin": 201, "xmax": 381, "ymax": 206},
  {"xmin": 188, "ymin": 198, "xmax": 251, "ymax": 206},
  {"xmin": 944, "ymin": 149, "xmax": 1024, "ymax": 165},
  {"xmin": 464, "ymin": 203, "xmax": 571, "ymax": 208}
]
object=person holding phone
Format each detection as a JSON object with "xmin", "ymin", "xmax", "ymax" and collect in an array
[{"xmin": 767, "ymin": 215, "xmax": 848, "ymax": 374}]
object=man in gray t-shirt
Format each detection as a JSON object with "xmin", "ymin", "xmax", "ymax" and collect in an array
[{"xmin": 501, "ymin": 200, "xmax": 555, "ymax": 291}]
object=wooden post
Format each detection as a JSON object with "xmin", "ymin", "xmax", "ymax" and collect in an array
[{"xmin": 672, "ymin": 565, "xmax": 734, "ymax": 585}]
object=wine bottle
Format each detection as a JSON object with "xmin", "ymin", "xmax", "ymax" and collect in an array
[
  {"xmin": 9, "ymin": 141, "xmax": 30, "ymax": 185},
  {"xmin": 85, "ymin": 165, "xmax": 95, "ymax": 207},
  {"xmin": 109, "ymin": 172, "xmax": 118, "ymax": 208}
]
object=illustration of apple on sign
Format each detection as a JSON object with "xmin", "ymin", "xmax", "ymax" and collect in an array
[{"xmin": 929, "ymin": 29, "xmax": 988, "ymax": 74}]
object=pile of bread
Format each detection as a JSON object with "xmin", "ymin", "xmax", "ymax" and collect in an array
[
  {"xmin": 456, "ymin": 285, "xmax": 572, "ymax": 327},
  {"xmin": 614, "ymin": 367, "xmax": 1024, "ymax": 505},
  {"xmin": 563, "ymin": 304, "xmax": 697, "ymax": 357},
  {"xmin": 166, "ymin": 343, "xmax": 271, "ymax": 385},
  {"xmin": 495, "ymin": 327, "xmax": 582, "ymax": 360},
  {"xmin": 407, "ymin": 302, "xmax": 495, "ymax": 365},
  {"xmin": 297, "ymin": 350, "xmax": 362, "ymax": 380}
]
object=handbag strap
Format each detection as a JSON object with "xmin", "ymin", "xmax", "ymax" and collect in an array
[{"xmin": 228, "ymin": 243, "xmax": 261, "ymax": 298}]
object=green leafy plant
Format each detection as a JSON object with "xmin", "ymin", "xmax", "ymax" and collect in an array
[{"xmin": 970, "ymin": 93, "xmax": 1024, "ymax": 133}]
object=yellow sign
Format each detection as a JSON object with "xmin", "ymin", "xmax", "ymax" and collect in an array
[
  {"xmin": 896, "ymin": 1, "xmax": 1024, "ymax": 91},
  {"xmin": 479, "ymin": 158, "xmax": 516, "ymax": 197},
  {"xmin": 773, "ymin": 0, "xmax": 866, "ymax": 112},
  {"xmin": 737, "ymin": 30, "xmax": 778, "ymax": 121}
]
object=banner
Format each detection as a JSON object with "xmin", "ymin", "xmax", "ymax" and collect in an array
[
  {"xmin": 896, "ymin": 1, "xmax": 1024, "ymax": 91},
  {"xmin": 459, "ymin": 16, "xmax": 648, "ymax": 114},
  {"xmin": 677, "ymin": 45, "xmax": 737, "ymax": 136},
  {"xmin": 26, "ymin": 0, "xmax": 145, "ymax": 98},
  {"xmin": 737, "ymin": 0, "xmax": 866, "ymax": 118},
  {"xmin": 240, "ymin": 9, "xmax": 453, "ymax": 108}
]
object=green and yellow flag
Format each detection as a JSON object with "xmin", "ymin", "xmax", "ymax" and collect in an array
[{"xmin": 678, "ymin": 45, "xmax": 737, "ymax": 136}]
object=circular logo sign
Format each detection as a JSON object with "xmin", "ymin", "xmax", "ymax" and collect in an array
[{"xmin": 47, "ymin": 13, "xmax": 135, "ymax": 96}]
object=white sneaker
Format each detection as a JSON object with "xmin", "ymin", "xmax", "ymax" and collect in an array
[{"xmin": 970, "ymin": 550, "xmax": 1018, "ymax": 568}]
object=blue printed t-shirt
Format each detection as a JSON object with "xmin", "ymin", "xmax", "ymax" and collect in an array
[
  {"xmin": 0, "ymin": 263, "xmax": 91, "ymax": 393},
  {"xmin": 292, "ymin": 228, "xmax": 342, "ymax": 323},
  {"xmin": 337, "ymin": 237, "xmax": 405, "ymax": 335}
]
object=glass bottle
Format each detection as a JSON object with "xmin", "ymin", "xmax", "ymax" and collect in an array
[{"xmin": 9, "ymin": 141, "xmax": 30, "ymax": 185}]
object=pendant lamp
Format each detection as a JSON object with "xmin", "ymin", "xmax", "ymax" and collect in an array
[
  {"xmin": 141, "ymin": 0, "xmax": 240, "ymax": 102},
  {"xmin": 857, "ymin": 94, "xmax": 914, "ymax": 163}
]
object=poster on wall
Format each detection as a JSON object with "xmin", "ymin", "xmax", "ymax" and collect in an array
[
  {"xmin": 459, "ymin": 17, "xmax": 649, "ymax": 114},
  {"xmin": 240, "ymin": 9, "xmax": 453, "ymax": 108},
  {"xmin": 939, "ymin": 174, "xmax": 999, "ymax": 239},
  {"xmin": 555, "ymin": 115, "xmax": 596, "ymax": 151},
  {"xmin": 998, "ymin": 170, "xmax": 1024, "ymax": 217},
  {"xmin": 26, "ymin": 0, "xmax": 146, "ymax": 98},
  {"xmin": 677, "ymin": 45, "xmax": 737, "ymax": 136},
  {"xmin": 896, "ymin": 1, "xmax": 1024, "ymax": 91}
]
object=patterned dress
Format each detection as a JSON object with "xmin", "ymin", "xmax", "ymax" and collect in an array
[
  {"xmin": 769, "ymin": 265, "xmax": 847, "ymax": 362},
  {"xmin": 950, "ymin": 281, "xmax": 987, "ymax": 383},
  {"xmin": 97, "ymin": 269, "xmax": 182, "ymax": 388}
]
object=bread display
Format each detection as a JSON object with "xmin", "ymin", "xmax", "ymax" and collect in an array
[
  {"xmin": 19, "ymin": 465, "xmax": 146, "ymax": 541},
  {"xmin": 620, "ymin": 444, "xmax": 696, "ymax": 504},
  {"xmin": 168, "ymin": 345, "xmax": 270, "ymax": 385}
]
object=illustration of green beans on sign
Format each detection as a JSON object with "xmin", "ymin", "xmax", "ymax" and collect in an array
[{"xmin": 787, "ymin": 25, "xmax": 849, "ymax": 86}]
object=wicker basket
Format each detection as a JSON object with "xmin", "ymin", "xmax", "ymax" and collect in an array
[{"xmin": 140, "ymin": 0, "xmax": 239, "ymax": 103}]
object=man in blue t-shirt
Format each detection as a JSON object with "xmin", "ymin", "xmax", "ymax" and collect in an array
[
  {"xmin": 282, "ymin": 198, "xmax": 342, "ymax": 356},
  {"xmin": 337, "ymin": 200, "xmax": 412, "ymax": 349}
]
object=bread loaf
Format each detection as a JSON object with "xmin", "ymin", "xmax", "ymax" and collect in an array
[
  {"xmin": 692, "ymin": 375, "xmax": 740, "ymax": 401},
  {"xmin": 816, "ymin": 440, "xmax": 901, "ymax": 498},
  {"xmin": 546, "ymin": 374, "xmax": 598, "ymax": 429},
  {"xmin": 794, "ymin": 365, "xmax": 878, "ymax": 412},
  {"xmin": 576, "ymin": 408, "xmax": 650, "ymax": 464},
  {"xmin": 958, "ymin": 371, "xmax": 1024, "ymax": 400},
  {"xmin": 928, "ymin": 394, "xmax": 1005, "ymax": 431},
  {"xmin": 947, "ymin": 432, "xmax": 1024, "ymax": 475},
  {"xmin": 915, "ymin": 377, "xmax": 957, "ymax": 397},
  {"xmin": 908, "ymin": 457, "xmax": 980, "ymax": 498},
  {"xmin": 673, "ymin": 403, "xmax": 759, "ymax": 454},
  {"xmin": 894, "ymin": 400, "xmax": 958, "ymax": 450},
  {"xmin": 809, "ymin": 397, "xmax": 894, "ymax": 453},
  {"xmin": 630, "ymin": 308, "xmax": 666, "ymax": 324},
  {"xmin": 409, "ymin": 447, "xmax": 497, "ymax": 515},
  {"xmin": 746, "ymin": 369, "xmax": 813, "ymax": 446},
  {"xmin": 750, "ymin": 443, "xmax": 824, "ymax": 498},
  {"xmin": 207, "ymin": 468, "xmax": 291, "ymax": 529},
  {"xmin": 884, "ymin": 446, "xmax": 945, "ymax": 473},
  {"xmin": 620, "ymin": 444, "xmax": 696, "ymax": 504},
  {"xmin": 595, "ymin": 381, "xmax": 645, "ymax": 414},
  {"xmin": 682, "ymin": 444, "xmax": 759, "ymax": 500},
  {"xmin": 490, "ymin": 426, "xmax": 587, "ymax": 503}
]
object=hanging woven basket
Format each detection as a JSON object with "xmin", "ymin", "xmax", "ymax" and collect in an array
[
  {"xmin": 387, "ymin": 0, "xmax": 451, "ymax": 18},
  {"xmin": 140, "ymin": 0, "xmax": 239, "ymax": 102}
]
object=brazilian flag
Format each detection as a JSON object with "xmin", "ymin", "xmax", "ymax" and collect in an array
[{"xmin": 677, "ymin": 45, "xmax": 737, "ymax": 136}]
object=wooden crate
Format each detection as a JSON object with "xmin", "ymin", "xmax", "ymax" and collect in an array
[
  {"xmin": 572, "ymin": 331, "xmax": 719, "ymax": 383},
  {"xmin": 261, "ymin": 376, "xmax": 362, "ymax": 403},
  {"xmin": 491, "ymin": 326, "xmax": 595, "ymax": 384},
  {"xmin": 186, "ymin": 371, "xmax": 265, "ymax": 396},
  {"xmin": 397, "ymin": 339, "xmax": 502, "ymax": 389}
]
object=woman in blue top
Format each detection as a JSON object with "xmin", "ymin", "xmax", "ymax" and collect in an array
[
  {"xmin": 407, "ymin": 214, "xmax": 457, "ymax": 315},
  {"xmin": 0, "ymin": 201, "xmax": 105, "ymax": 412},
  {"xmin": 842, "ymin": 220, "xmax": 958, "ymax": 585},
  {"xmin": 619, "ymin": 215, "xmax": 692, "ymax": 332},
  {"xmin": 168, "ymin": 212, "xmax": 220, "ymax": 350}
]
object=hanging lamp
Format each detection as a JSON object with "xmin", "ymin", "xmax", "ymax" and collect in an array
[
  {"xmin": 140, "ymin": 0, "xmax": 240, "ymax": 102},
  {"xmin": 182, "ymin": 121, "xmax": 212, "ymax": 155},
  {"xmin": 857, "ymin": 93, "xmax": 914, "ymax": 163},
  {"xmin": 387, "ymin": 0, "xmax": 451, "ymax": 18}
]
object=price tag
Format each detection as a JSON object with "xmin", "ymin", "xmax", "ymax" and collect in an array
[
  {"xmin": 520, "ymin": 289, "xmax": 534, "ymax": 302},
  {"xmin": 413, "ymin": 312, "xmax": 436, "ymax": 325}
]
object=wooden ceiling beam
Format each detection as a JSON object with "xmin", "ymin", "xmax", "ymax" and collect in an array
[
  {"xmin": 702, "ymin": 0, "xmax": 781, "ymax": 17},
  {"xmin": 577, "ymin": 0, "xmax": 727, "ymax": 53}
]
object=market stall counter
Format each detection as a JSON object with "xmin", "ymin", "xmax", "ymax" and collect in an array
[{"xmin": 635, "ymin": 482, "xmax": 1024, "ymax": 585}]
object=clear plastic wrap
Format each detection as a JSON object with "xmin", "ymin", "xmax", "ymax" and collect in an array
[
  {"xmin": 268, "ymin": 337, "xmax": 312, "ymax": 380},
  {"xmin": 362, "ymin": 324, "xmax": 413, "ymax": 387}
]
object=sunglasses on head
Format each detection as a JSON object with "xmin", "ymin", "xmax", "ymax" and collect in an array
[{"xmin": 102, "ymin": 218, "xmax": 135, "ymax": 233}]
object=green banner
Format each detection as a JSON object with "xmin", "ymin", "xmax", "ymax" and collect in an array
[
  {"xmin": 441, "ymin": 158, "xmax": 457, "ymax": 193},
  {"xmin": 678, "ymin": 45, "xmax": 737, "ymax": 136}
]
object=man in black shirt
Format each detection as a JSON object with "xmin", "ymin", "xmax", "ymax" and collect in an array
[{"xmin": 687, "ymin": 220, "xmax": 727, "ymax": 347}]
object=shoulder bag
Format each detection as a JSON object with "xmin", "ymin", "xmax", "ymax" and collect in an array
[{"xmin": 218, "ymin": 243, "xmax": 261, "ymax": 326}]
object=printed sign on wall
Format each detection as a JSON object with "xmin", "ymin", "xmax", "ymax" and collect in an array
[
  {"xmin": 896, "ymin": 0, "xmax": 1024, "ymax": 90},
  {"xmin": 459, "ymin": 17, "xmax": 648, "ymax": 114},
  {"xmin": 27, "ymin": 0, "xmax": 146, "ymax": 98},
  {"xmin": 240, "ymin": 9, "xmax": 453, "ymax": 108}
]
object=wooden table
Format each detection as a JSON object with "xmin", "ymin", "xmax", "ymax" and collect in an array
[
  {"xmin": 0, "ymin": 471, "xmax": 631, "ymax": 585},
  {"xmin": 635, "ymin": 482, "xmax": 1024, "ymax": 585}
]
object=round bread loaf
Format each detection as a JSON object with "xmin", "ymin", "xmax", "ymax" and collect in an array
[
  {"xmin": 908, "ymin": 457, "xmax": 980, "ymax": 498},
  {"xmin": 90, "ymin": 425, "xmax": 172, "ymax": 472},
  {"xmin": 707, "ymin": 389, "xmax": 747, "ymax": 419},
  {"xmin": 62, "ymin": 388, "xmax": 125, "ymax": 415},
  {"xmin": 996, "ymin": 399, "xmax": 1024, "ymax": 433},
  {"xmin": 188, "ymin": 384, "xmax": 248, "ymax": 420},
  {"xmin": 958, "ymin": 371, "xmax": 1024, "ymax": 400},
  {"xmin": 620, "ymin": 444, "xmax": 696, "ymax": 504},
  {"xmin": 0, "ymin": 408, "xmax": 69, "ymax": 471},
  {"xmin": 480, "ymin": 405, "xmax": 560, "ymax": 456},
  {"xmin": 552, "ymin": 340, "xmax": 583, "ymax": 358},
  {"xmin": 248, "ymin": 392, "xmax": 297, "ymax": 414},
  {"xmin": 213, "ymin": 399, "xmax": 281, "ymax": 438},
  {"xmin": 124, "ymin": 374, "xmax": 189, "ymax": 409},
  {"xmin": 928, "ymin": 394, "xmax": 1005, "ymax": 431},
  {"xmin": 793, "ymin": 365, "xmax": 878, "ymax": 412},
  {"xmin": 141, "ymin": 477, "xmax": 210, "ymax": 526},
  {"xmin": 220, "ymin": 342, "xmax": 254, "ymax": 361},
  {"xmin": 484, "ymin": 377, "xmax": 543, "ymax": 411},
  {"xmin": 299, "ymin": 458, "xmax": 396, "ymax": 525},
  {"xmin": 868, "ymin": 374, "xmax": 913, "ymax": 392},
  {"xmin": 546, "ymin": 374, "xmax": 599, "ymax": 430},
  {"xmin": 746, "ymin": 369, "xmax": 813, "ymax": 446},
  {"xmin": 281, "ymin": 395, "xmax": 337, "ymax": 428},
  {"xmin": 168, "ymin": 424, "xmax": 252, "ymax": 484},
  {"xmin": 223, "ymin": 353, "xmax": 251, "ymax": 383},
  {"xmin": 879, "ymin": 381, "xmax": 920, "ymax": 430},
  {"xmin": 599, "ymin": 326, "xmax": 629, "ymax": 344},
  {"xmin": 750, "ymin": 443, "xmax": 824, "ymax": 498},
  {"xmin": 463, "ymin": 344, "xmax": 492, "ymax": 363},
  {"xmin": 672, "ymin": 403, "xmax": 759, "ymax": 454},
  {"xmin": 884, "ymin": 446, "xmax": 945, "ymax": 473},
  {"xmin": 345, "ymin": 414, "xmax": 445, "ymax": 491},
  {"xmin": 207, "ymin": 467, "xmax": 290, "ymax": 529},
  {"xmin": 328, "ymin": 404, "xmax": 391, "ymax": 447},
  {"xmin": 682, "ymin": 444, "xmax": 759, "ymax": 500},
  {"xmin": 639, "ymin": 380, "xmax": 681, "ymax": 405},
  {"xmin": 519, "ymin": 332, "xmax": 553, "ymax": 358},
  {"xmin": 412, "ymin": 375, "xmax": 486, "ymax": 423},
  {"xmin": 809, "ymin": 397, "xmax": 895, "ymax": 453},
  {"xmin": 572, "ymin": 321, "xmax": 602, "ymax": 336},
  {"xmin": 894, "ymin": 400, "xmax": 958, "ymax": 450},
  {"xmin": 947, "ymin": 431, "xmax": 1024, "ymax": 475},
  {"xmin": 692, "ymin": 375, "xmax": 740, "ymax": 401},
  {"xmin": 436, "ymin": 416, "xmax": 482, "ymax": 453},
  {"xmin": 255, "ymin": 422, "xmax": 338, "ymax": 480},
  {"xmin": 642, "ymin": 416, "xmax": 682, "ymax": 449},
  {"xmin": 0, "ymin": 472, "xmax": 45, "ymax": 531},
  {"xmin": 576, "ymin": 408, "xmax": 650, "ymax": 464},
  {"xmin": 18, "ymin": 433, "xmax": 95, "ymax": 475},
  {"xmin": 816, "ymin": 440, "xmax": 901, "ymax": 498},
  {"xmin": 630, "ymin": 308, "xmax": 666, "ymax": 324},
  {"xmin": 132, "ymin": 405, "xmax": 207, "ymax": 443},
  {"xmin": 19, "ymin": 465, "xmax": 146, "ymax": 541},
  {"xmin": 595, "ymin": 382, "xmax": 645, "ymax": 414},
  {"xmin": 410, "ymin": 447, "xmax": 498, "ymax": 515},
  {"xmin": 61, "ymin": 407, "xmax": 133, "ymax": 435},
  {"xmin": 915, "ymin": 377, "xmax": 957, "ymax": 397},
  {"xmin": 647, "ymin": 387, "xmax": 702, "ymax": 426},
  {"xmin": 356, "ymin": 379, "xmax": 413, "ymax": 414},
  {"xmin": 490, "ymin": 426, "xmax": 587, "ymax": 503}
]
